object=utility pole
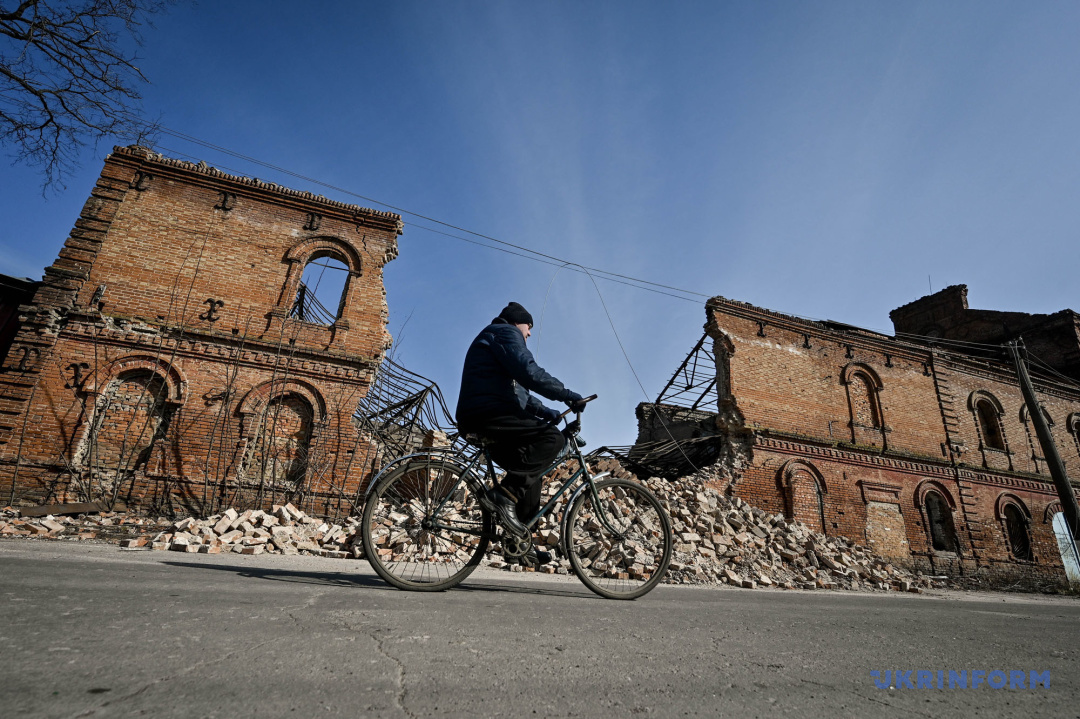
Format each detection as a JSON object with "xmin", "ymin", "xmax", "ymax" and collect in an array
[{"xmin": 1007, "ymin": 340, "xmax": 1080, "ymax": 541}]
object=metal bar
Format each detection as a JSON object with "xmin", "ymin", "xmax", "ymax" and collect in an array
[
  {"xmin": 525, "ymin": 467, "xmax": 585, "ymax": 529},
  {"xmin": 655, "ymin": 333, "xmax": 708, "ymax": 403},
  {"xmin": 688, "ymin": 378, "xmax": 717, "ymax": 411}
]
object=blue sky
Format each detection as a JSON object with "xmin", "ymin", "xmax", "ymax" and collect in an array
[{"xmin": 2, "ymin": 1, "xmax": 1078, "ymax": 446}]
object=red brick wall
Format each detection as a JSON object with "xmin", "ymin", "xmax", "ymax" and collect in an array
[
  {"xmin": 0, "ymin": 147, "xmax": 401, "ymax": 518},
  {"xmin": 708, "ymin": 307, "xmax": 947, "ymax": 459},
  {"xmin": 704, "ymin": 297, "xmax": 1079, "ymax": 585},
  {"xmin": 941, "ymin": 361, "xmax": 1080, "ymax": 477}
]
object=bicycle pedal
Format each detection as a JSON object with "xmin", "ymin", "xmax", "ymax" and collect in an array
[{"xmin": 501, "ymin": 533, "xmax": 532, "ymax": 558}]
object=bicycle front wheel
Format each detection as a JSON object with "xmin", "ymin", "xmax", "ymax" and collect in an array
[
  {"xmin": 361, "ymin": 454, "xmax": 492, "ymax": 591},
  {"xmin": 565, "ymin": 478, "xmax": 673, "ymax": 600}
]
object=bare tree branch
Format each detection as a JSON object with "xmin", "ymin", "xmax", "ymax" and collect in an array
[{"xmin": 0, "ymin": 0, "xmax": 168, "ymax": 190}]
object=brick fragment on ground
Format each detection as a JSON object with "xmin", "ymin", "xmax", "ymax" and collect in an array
[
  {"xmin": 471, "ymin": 457, "xmax": 955, "ymax": 593},
  {"xmin": 2, "ymin": 459, "xmax": 956, "ymax": 595}
]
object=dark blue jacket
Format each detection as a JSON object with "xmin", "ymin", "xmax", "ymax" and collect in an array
[{"xmin": 456, "ymin": 319, "xmax": 576, "ymax": 427}]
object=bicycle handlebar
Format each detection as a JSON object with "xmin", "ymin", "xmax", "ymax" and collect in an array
[{"xmin": 556, "ymin": 394, "xmax": 598, "ymax": 421}]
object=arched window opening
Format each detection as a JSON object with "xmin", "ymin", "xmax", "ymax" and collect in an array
[
  {"xmin": 849, "ymin": 373, "xmax": 881, "ymax": 429},
  {"xmin": 783, "ymin": 464, "xmax": 827, "ymax": 535},
  {"xmin": 1003, "ymin": 504, "xmax": 1032, "ymax": 561},
  {"xmin": 85, "ymin": 370, "xmax": 172, "ymax": 472},
  {"xmin": 842, "ymin": 365, "xmax": 885, "ymax": 448},
  {"xmin": 290, "ymin": 255, "xmax": 349, "ymax": 325},
  {"xmin": 243, "ymin": 393, "xmax": 314, "ymax": 487},
  {"xmin": 924, "ymin": 491, "xmax": 958, "ymax": 552},
  {"xmin": 975, "ymin": 400, "xmax": 1006, "ymax": 451}
]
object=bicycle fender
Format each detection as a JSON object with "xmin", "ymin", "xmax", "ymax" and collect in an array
[{"xmin": 363, "ymin": 452, "xmax": 476, "ymax": 499}]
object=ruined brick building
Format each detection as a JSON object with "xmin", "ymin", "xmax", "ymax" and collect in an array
[
  {"xmin": 636, "ymin": 286, "xmax": 1080, "ymax": 583},
  {"xmin": 0, "ymin": 147, "xmax": 402, "ymax": 517}
]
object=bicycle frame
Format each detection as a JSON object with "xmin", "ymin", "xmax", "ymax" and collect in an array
[{"xmin": 370, "ymin": 426, "xmax": 624, "ymax": 542}]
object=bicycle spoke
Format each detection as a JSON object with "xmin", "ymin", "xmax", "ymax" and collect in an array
[
  {"xmin": 566, "ymin": 479, "xmax": 672, "ymax": 600},
  {"xmin": 362, "ymin": 455, "xmax": 493, "ymax": 591}
]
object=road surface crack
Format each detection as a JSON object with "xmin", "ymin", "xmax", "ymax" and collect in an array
[
  {"xmin": 367, "ymin": 626, "xmax": 417, "ymax": 719},
  {"xmin": 322, "ymin": 611, "xmax": 415, "ymax": 719},
  {"xmin": 283, "ymin": 587, "xmax": 331, "ymax": 629}
]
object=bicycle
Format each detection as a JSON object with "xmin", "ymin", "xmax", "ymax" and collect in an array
[{"xmin": 360, "ymin": 397, "xmax": 674, "ymax": 600}]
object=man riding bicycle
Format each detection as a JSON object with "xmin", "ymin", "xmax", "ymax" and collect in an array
[{"xmin": 456, "ymin": 301, "xmax": 589, "ymax": 566}]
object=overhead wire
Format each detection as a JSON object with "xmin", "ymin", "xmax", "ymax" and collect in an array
[
  {"xmin": 1027, "ymin": 353, "xmax": 1080, "ymax": 392},
  {"xmin": 891, "ymin": 331, "xmax": 1009, "ymax": 353},
  {"xmin": 576, "ymin": 263, "xmax": 702, "ymax": 473},
  {"xmin": 402, "ymin": 219, "xmax": 702, "ymax": 303},
  {"xmin": 533, "ymin": 262, "xmax": 572, "ymax": 362},
  {"xmin": 154, "ymin": 133, "xmax": 1024, "ymax": 343},
  {"xmin": 153, "ymin": 130, "xmax": 1080, "ymax": 404},
  {"xmin": 155, "ymin": 142, "xmax": 703, "ymax": 304},
  {"xmin": 155, "ymin": 129, "xmax": 711, "ymax": 302}
]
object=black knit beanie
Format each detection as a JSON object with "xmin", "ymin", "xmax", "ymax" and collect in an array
[{"xmin": 496, "ymin": 301, "xmax": 534, "ymax": 327}]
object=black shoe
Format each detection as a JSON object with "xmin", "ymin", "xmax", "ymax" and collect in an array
[
  {"xmin": 528, "ymin": 548, "xmax": 553, "ymax": 567},
  {"xmin": 512, "ymin": 547, "xmax": 553, "ymax": 568},
  {"xmin": 484, "ymin": 488, "xmax": 529, "ymax": 537}
]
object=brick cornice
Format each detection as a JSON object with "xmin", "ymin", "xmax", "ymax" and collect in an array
[
  {"xmin": 108, "ymin": 146, "xmax": 404, "ymax": 236},
  {"xmin": 934, "ymin": 349, "xmax": 1080, "ymax": 401},
  {"xmin": 706, "ymin": 295, "xmax": 1080, "ymax": 400},
  {"xmin": 705, "ymin": 296, "xmax": 930, "ymax": 363},
  {"xmin": 61, "ymin": 318, "xmax": 380, "ymax": 385},
  {"xmin": 755, "ymin": 434, "xmax": 954, "ymax": 479},
  {"xmin": 752, "ymin": 433, "xmax": 1066, "ymax": 495}
]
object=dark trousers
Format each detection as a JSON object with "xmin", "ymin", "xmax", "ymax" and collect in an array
[{"xmin": 462, "ymin": 414, "xmax": 566, "ymax": 523}]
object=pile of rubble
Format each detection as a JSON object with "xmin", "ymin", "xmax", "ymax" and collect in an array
[
  {"xmin": 3, "ymin": 459, "xmax": 952, "ymax": 592},
  {"xmin": 141, "ymin": 504, "xmax": 364, "ymax": 557},
  {"xmin": 483, "ymin": 458, "xmax": 951, "ymax": 592},
  {"xmin": 645, "ymin": 471, "xmax": 947, "ymax": 591},
  {"xmin": 0, "ymin": 503, "xmax": 364, "ymax": 559}
]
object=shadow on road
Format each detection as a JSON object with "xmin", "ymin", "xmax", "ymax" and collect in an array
[
  {"xmin": 162, "ymin": 561, "xmax": 392, "ymax": 590},
  {"xmin": 455, "ymin": 580, "xmax": 597, "ymax": 599},
  {"xmin": 162, "ymin": 561, "xmax": 599, "ymax": 599}
]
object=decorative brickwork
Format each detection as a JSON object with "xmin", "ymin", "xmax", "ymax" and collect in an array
[
  {"xmin": 636, "ymin": 288, "xmax": 1080, "ymax": 585},
  {"xmin": 0, "ymin": 147, "xmax": 402, "ymax": 517}
]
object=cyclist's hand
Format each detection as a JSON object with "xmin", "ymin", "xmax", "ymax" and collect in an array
[
  {"xmin": 565, "ymin": 392, "xmax": 589, "ymax": 413},
  {"xmin": 538, "ymin": 405, "xmax": 561, "ymax": 424}
]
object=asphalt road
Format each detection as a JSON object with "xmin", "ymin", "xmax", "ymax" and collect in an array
[{"xmin": 1, "ymin": 539, "xmax": 1078, "ymax": 719}]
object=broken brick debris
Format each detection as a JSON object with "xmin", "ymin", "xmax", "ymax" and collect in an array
[
  {"xmin": 642, "ymin": 467, "xmax": 940, "ymax": 592},
  {"xmin": 0, "ymin": 503, "xmax": 363, "ymax": 559},
  {"xmin": 3, "ymin": 466, "xmax": 951, "ymax": 593},
  {"xmin": 148, "ymin": 503, "xmax": 365, "ymax": 558},
  {"xmin": 477, "ymin": 458, "xmax": 949, "ymax": 592}
]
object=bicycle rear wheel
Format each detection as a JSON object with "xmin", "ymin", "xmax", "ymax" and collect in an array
[
  {"xmin": 361, "ymin": 454, "xmax": 492, "ymax": 591},
  {"xmin": 565, "ymin": 478, "xmax": 673, "ymax": 600}
]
